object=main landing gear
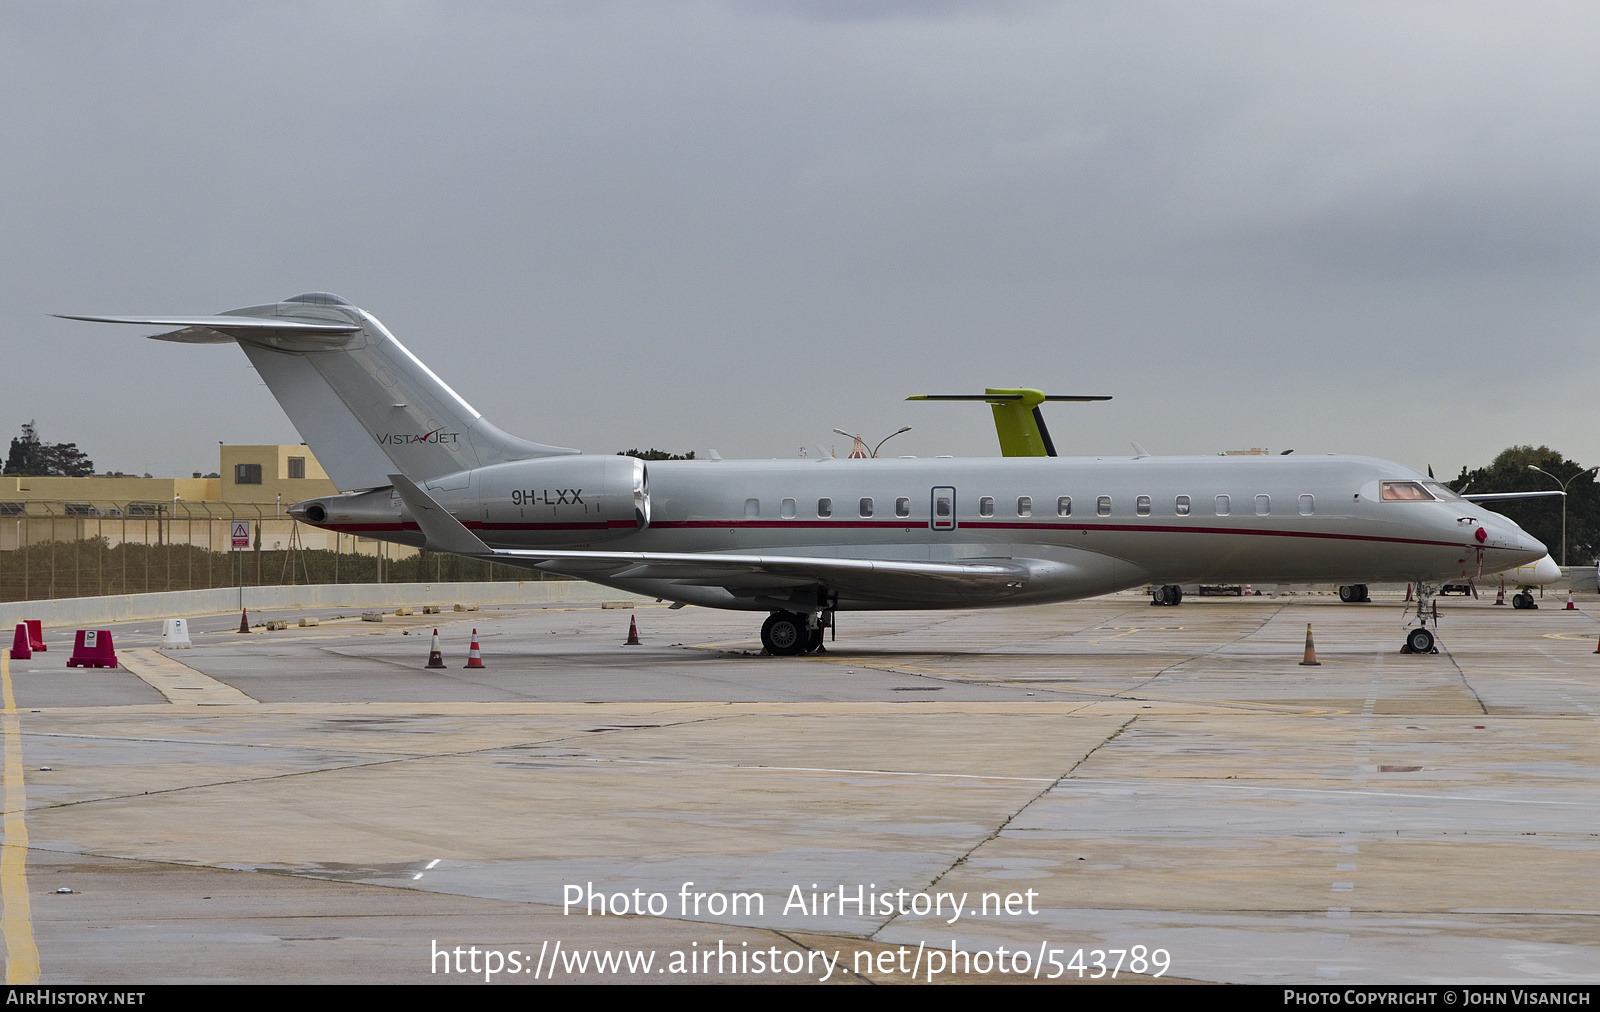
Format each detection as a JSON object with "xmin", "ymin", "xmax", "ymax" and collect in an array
[
  {"xmin": 1400, "ymin": 582, "xmax": 1440, "ymax": 654},
  {"xmin": 761, "ymin": 610, "xmax": 830, "ymax": 656},
  {"xmin": 1338, "ymin": 584, "xmax": 1370, "ymax": 603},
  {"xmin": 1150, "ymin": 584, "xmax": 1183, "ymax": 606}
]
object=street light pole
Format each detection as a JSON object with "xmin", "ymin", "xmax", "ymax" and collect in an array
[
  {"xmin": 872, "ymin": 426, "xmax": 912, "ymax": 458},
  {"xmin": 833, "ymin": 426, "xmax": 913, "ymax": 459},
  {"xmin": 1527, "ymin": 464, "xmax": 1600, "ymax": 568}
]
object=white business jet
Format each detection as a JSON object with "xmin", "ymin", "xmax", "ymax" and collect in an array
[{"xmin": 63, "ymin": 293, "xmax": 1547, "ymax": 656}]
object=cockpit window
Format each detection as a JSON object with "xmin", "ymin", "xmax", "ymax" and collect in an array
[
  {"xmin": 1380, "ymin": 480, "xmax": 1436, "ymax": 501},
  {"xmin": 1422, "ymin": 481, "xmax": 1465, "ymax": 501}
]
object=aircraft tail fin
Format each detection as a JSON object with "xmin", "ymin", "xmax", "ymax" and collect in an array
[
  {"xmin": 62, "ymin": 293, "xmax": 577, "ymax": 491},
  {"xmin": 907, "ymin": 389, "xmax": 1111, "ymax": 457}
]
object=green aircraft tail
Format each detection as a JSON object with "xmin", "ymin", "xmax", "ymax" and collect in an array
[{"xmin": 907, "ymin": 389, "xmax": 1111, "ymax": 457}]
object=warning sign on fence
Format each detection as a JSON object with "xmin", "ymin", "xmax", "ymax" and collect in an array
[{"xmin": 231, "ymin": 521, "xmax": 250, "ymax": 550}]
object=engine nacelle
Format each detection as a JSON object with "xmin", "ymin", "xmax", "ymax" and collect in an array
[
  {"xmin": 476, "ymin": 455, "xmax": 648, "ymax": 545},
  {"xmin": 290, "ymin": 455, "xmax": 650, "ymax": 548}
]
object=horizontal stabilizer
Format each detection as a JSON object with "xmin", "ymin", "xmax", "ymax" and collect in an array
[
  {"xmin": 908, "ymin": 394, "xmax": 1112, "ymax": 402},
  {"xmin": 57, "ymin": 314, "xmax": 361, "ymax": 351},
  {"xmin": 56, "ymin": 314, "xmax": 361, "ymax": 334}
]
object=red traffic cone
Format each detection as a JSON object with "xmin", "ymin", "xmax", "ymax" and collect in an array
[
  {"xmin": 1494, "ymin": 581, "xmax": 1506, "ymax": 606},
  {"xmin": 624, "ymin": 614, "xmax": 641, "ymax": 646},
  {"xmin": 1592, "ymin": 630, "xmax": 1600, "ymax": 654},
  {"xmin": 1566, "ymin": 590, "xmax": 1576, "ymax": 611},
  {"xmin": 464, "ymin": 629, "xmax": 485, "ymax": 668},
  {"xmin": 426, "ymin": 628, "xmax": 445, "ymax": 668},
  {"xmin": 25, "ymin": 620, "xmax": 45, "ymax": 652},
  {"xmin": 238, "ymin": 608, "xmax": 251, "ymax": 634},
  {"xmin": 1298, "ymin": 623, "xmax": 1321, "ymax": 666},
  {"xmin": 10, "ymin": 623, "xmax": 32, "ymax": 661}
]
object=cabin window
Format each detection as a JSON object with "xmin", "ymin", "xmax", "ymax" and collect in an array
[
  {"xmin": 895, "ymin": 497, "xmax": 911, "ymax": 518},
  {"xmin": 817, "ymin": 497, "xmax": 832, "ymax": 518},
  {"xmin": 1215, "ymin": 494, "xmax": 1230, "ymax": 516},
  {"xmin": 1057, "ymin": 496, "xmax": 1072, "ymax": 517},
  {"xmin": 1299, "ymin": 494, "xmax": 1315, "ymax": 516},
  {"xmin": 979, "ymin": 496, "xmax": 995, "ymax": 517},
  {"xmin": 1136, "ymin": 495, "xmax": 1151, "ymax": 517},
  {"xmin": 1255, "ymin": 494, "xmax": 1271, "ymax": 516},
  {"xmin": 934, "ymin": 496, "xmax": 951, "ymax": 518},
  {"xmin": 1175, "ymin": 494, "xmax": 1190, "ymax": 516},
  {"xmin": 745, "ymin": 498, "xmax": 760, "ymax": 518},
  {"xmin": 781, "ymin": 498, "xmax": 797, "ymax": 519},
  {"xmin": 1017, "ymin": 496, "xmax": 1032, "ymax": 517},
  {"xmin": 1097, "ymin": 495, "xmax": 1111, "ymax": 517},
  {"xmin": 859, "ymin": 497, "xmax": 874, "ymax": 518}
]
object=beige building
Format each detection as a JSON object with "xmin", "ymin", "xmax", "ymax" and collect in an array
[{"xmin": 0, "ymin": 445, "xmax": 410, "ymax": 559}]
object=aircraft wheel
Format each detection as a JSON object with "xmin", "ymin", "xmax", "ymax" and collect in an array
[
  {"xmin": 761, "ymin": 612, "xmax": 808, "ymax": 656},
  {"xmin": 1171, "ymin": 585, "xmax": 1183, "ymax": 605},
  {"xmin": 1404, "ymin": 627, "xmax": 1436, "ymax": 655},
  {"xmin": 1339, "ymin": 585, "xmax": 1356, "ymax": 603},
  {"xmin": 1355, "ymin": 584, "xmax": 1369, "ymax": 602}
]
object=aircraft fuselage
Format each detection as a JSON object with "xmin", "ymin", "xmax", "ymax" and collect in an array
[{"xmin": 294, "ymin": 453, "xmax": 1543, "ymax": 612}]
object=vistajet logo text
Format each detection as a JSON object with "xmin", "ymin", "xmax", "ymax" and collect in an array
[{"xmin": 375, "ymin": 428, "xmax": 461, "ymax": 446}]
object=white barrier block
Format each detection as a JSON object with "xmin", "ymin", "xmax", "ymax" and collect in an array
[{"xmin": 161, "ymin": 618, "xmax": 192, "ymax": 649}]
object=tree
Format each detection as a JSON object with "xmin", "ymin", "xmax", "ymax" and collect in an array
[
  {"xmin": 1453, "ymin": 446, "xmax": 1599, "ymax": 565},
  {"xmin": 617, "ymin": 448, "xmax": 695, "ymax": 461},
  {"xmin": 3, "ymin": 421, "xmax": 95, "ymax": 477}
]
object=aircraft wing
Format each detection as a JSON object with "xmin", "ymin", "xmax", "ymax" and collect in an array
[
  {"xmin": 387, "ymin": 474, "xmax": 1029, "ymax": 602},
  {"xmin": 1460, "ymin": 491, "xmax": 1565, "ymax": 502}
]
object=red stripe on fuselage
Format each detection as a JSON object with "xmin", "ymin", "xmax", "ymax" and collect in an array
[{"xmin": 320, "ymin": 517, "xmax": 1490, "ymax": 551}]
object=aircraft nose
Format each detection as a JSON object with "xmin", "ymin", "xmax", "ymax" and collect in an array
[
  {"xmin": 1503, "ymin": 523, "xmax": 1546, "ymax": 564},
  {"xmin": 1468, "ymin": 513, "xmax": 1545, "ymax": 564}
]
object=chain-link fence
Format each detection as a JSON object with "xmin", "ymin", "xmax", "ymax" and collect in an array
[{"xmin": 0, "ymin": 500, "xmax": 554, "ymax": 602}]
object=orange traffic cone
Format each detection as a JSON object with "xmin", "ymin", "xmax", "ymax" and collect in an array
[
  {"xmin": 1566, "ymin": 590, "xmax": 1576, "ymax": 611},
  {"xmin": 426, "ymin": 628, "xmax": 445, "ymax": 668},
  {"xmin": 1592, "ymin": 630, "xmax": 1600, "ymax": 654},
  {"xmin": 464, "ymin": 629, "xmax": 485, "ymax": 668},
  {"xmin": 1494, "ymin": 581, "xmax": 1506, "ymax": 606},
  {"xmin": 238, "ymin": 608, "xmax": 250, "ymax": 634},
  {"xmin": 1299, "ymin": 623, "xmax": 1321, "ymax": 666},
  {"xmin": 624, "ymin": 614, "xmax": 641, "ymax": 646}
]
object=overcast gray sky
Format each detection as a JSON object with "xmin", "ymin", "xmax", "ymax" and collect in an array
[{"xmin": 5, "ymin": 1, "xmax": 1599, "ymax": 480}]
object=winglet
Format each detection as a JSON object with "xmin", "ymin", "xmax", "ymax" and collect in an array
[{"xmin": 387, "ymin": 474, "xmax": 496, "ymax": 556}]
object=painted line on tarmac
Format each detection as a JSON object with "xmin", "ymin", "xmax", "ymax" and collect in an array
[
  {"xmin": 120, "ymin": 648, "xmax": 258, "ymax": 705},
  {"xmin": 0, "ymin": 650, "xmax": 39, "ymax": 984}
]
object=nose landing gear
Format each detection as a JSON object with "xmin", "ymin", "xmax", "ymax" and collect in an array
[{"xmin": 1401, "ymin": 582, "xmax": 1441, "ymax": 654}]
